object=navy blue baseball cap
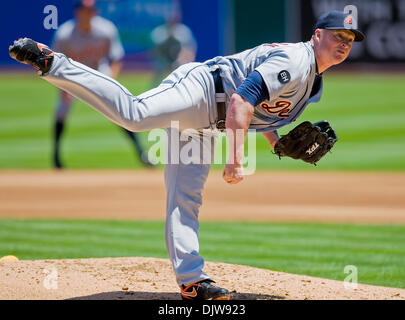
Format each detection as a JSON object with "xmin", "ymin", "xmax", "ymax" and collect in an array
[{"xmin": 314, "ymin": 10, "xmax": 365, "ymax": 42}]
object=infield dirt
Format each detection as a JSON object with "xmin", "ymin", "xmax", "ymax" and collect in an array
[
  {"xmin": 1, "ymin": 170, "xmax": 405, "ymax": 300},
  {"xmin": 1, "ymin": 170, "xmax": 405, "ymax": 223}
]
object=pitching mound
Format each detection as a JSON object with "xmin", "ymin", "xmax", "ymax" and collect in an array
[{"xmin": 1, "ymin": 257, "xmax": 404, "ymax": 300}]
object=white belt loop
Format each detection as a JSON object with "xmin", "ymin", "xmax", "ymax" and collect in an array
[{"xmin": 215, "ymin": 93, "xmax": 226, "ymax": 103}]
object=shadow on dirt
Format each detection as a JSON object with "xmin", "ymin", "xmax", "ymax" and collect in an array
[{"xmin": 68, "ymin": 291, "xmax": 285, "ymax": 300}]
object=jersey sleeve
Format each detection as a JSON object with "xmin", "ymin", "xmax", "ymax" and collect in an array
[
  {"xmin": 235, "ymin": 71, "xmax": 269, "ymax": 107},
  {"xmin": 255, "ymin": 52, "xmax": 295, "ymax": 99},
  {"xmin": 178, "ymin": 25, "xmax": 197, "ymax": 52},
  {"xmin": 108, "ymin": 25, "xmax": 125, "ymax": 62}
]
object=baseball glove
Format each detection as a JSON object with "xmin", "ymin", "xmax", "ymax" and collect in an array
[{"xmin": 273, "ymin": 120, "xmax": 338, "ymax": 165}]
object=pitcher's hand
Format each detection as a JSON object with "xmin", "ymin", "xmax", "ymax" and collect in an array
[{"xmin": 222, "ymin": 163, "xmax": 244, "ymax": 184}]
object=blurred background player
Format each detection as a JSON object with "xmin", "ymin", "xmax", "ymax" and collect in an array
[
  {"xmin": 51, "ymin": 0, "xmax": 155, "ymax": 169},
  {"xmin": 150, "ymin": 10, "xmax": 197, "ymax": 86}
]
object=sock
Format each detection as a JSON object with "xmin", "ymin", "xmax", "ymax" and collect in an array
[{"xmin": 53, "ymin": 121, "xmax": 65, "ymax": 168}]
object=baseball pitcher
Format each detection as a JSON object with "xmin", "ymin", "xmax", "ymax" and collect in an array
[{"xmin": 9, "ymin": 10, "xmax": 364, "ymax": 300}]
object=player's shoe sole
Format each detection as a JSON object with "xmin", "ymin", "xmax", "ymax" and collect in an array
[
  {"xmin": 9, "ymin": 37, "xmax": 54, "ymax": 74},
  {"xmin": 180, "ymin": 279, "xmax": 231, "ymax": 300}
]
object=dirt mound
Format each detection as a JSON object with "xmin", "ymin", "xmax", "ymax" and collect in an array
[{"xmin": 1, "ymin": 257, "xmax": 404, "ymax": 300}]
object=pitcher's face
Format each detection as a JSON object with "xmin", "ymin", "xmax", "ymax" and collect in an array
[{"xmin": 314, "ymin": 29, "xmax": 355, "ymax": 65}]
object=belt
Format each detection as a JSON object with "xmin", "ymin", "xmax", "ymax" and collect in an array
[{"xmin": 209, "ymin": 65, "xmax": 226, "ymax": 131}]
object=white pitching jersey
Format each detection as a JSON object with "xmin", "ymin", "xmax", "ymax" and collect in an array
[
  {"xmin": 52, "ymin": 16, "xmax": 124, "ymax": 75},
  {"xmin": 205, "ymin": 41, "xmax": 323, "ymax": 132}
]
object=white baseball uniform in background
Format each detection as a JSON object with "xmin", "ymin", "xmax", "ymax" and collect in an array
[
  {"xmin": 52, "ymin": 15, "xmax": 124, "ymax": 121},
  {"xmin": 52, "ymin": 16, "xmax": 124, "ymax": 75},
  {"xmin": 41, "ymin": 41, "xmax": 322, "ymax": 286}
]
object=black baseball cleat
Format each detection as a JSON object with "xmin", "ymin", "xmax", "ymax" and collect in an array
[
  {"xmin": 53, "ymin": 152, "xmax": 64, "ymax": 170},
  {"xmin": 180, "ymin": 279, "xmax": 230, "ymax": 300},
  {"xmin": 9, "ymin": 38, "xmax": 54, "ymax": 74}
]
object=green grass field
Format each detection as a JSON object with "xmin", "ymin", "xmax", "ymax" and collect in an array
[
  {"xmin": 1, "ymin": 71, "xmax": 405, "ymax": 170},
  {"xmin": 1, "ymin": 219, "xmax": 404, "ymax": 289}
]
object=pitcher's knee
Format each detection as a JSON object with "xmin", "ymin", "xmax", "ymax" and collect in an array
[
  {"xmin": 119, "ymin": 117, "xmax": 152, "ymax": 132},
  {"xmin": 117, "ymin": 100, "xmax": 156, "ymax": 132}
]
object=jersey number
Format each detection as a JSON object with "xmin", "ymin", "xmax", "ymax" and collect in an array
[{"xmin": 260, "ymin": 100, "xmax": 292, "ymax": 118}]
